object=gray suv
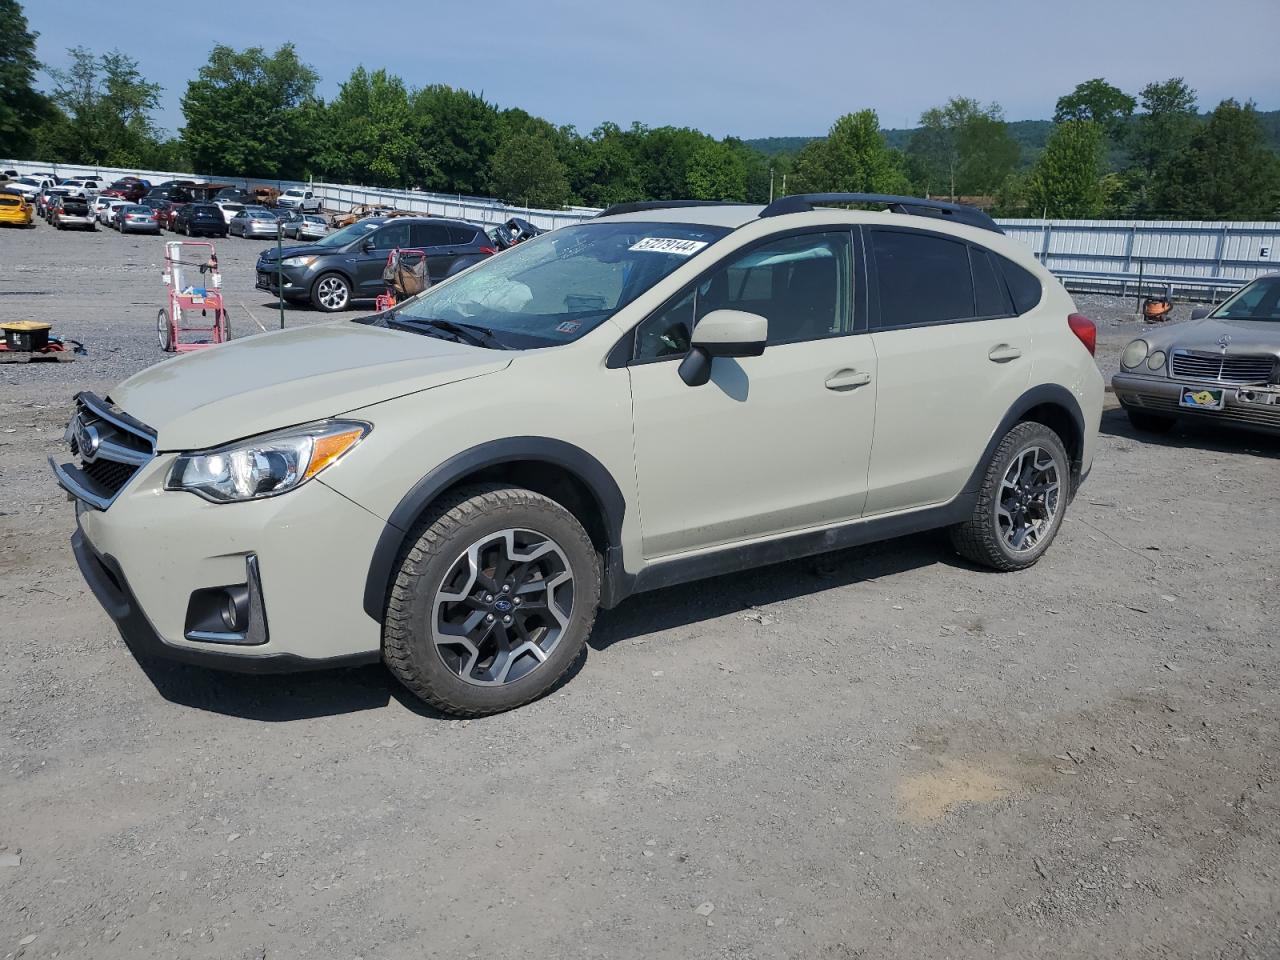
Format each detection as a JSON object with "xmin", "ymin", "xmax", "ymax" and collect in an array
[{"xmin": 256, "ymin": 216, "xmax": 497, "ymax": 311}]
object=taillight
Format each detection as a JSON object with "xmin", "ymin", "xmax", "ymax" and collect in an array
[
  {"xmin": 1068, "ymin": 313, "xmax": 1096, "ymax": 356},
  {"xmin": 478, "ymin": 246, "xmax": 497, "ymax": 255}
]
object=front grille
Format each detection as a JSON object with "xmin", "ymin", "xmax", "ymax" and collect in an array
[
  {"xmin": 1170, "ymin": 351, "xmax": 1277, "ymax": 384},
  {"xmin": 83, "ymin": 457, "xmax": 138, "ymax": 495},
  {"xmin": 57, "ymin": 393, "xmax": 157, "ymax": 510}
]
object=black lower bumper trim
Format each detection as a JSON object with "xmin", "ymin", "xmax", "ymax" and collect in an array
[{"xmin": 71, "ymin": 528, "xmax": 380, "ymax": 675}]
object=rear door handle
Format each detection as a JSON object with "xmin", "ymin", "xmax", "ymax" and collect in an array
[
  {"xmin": 988, "ymin": 344, "xmax": 1023, "ymax": 363},
  {"xmin": 825, "ymin": 369, "xmax": 873, "ymax": 391}
]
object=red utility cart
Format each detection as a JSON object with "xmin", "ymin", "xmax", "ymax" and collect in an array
[{"xmin": 158, "ymin": 240, "xmax": 229, "ymax": 352}]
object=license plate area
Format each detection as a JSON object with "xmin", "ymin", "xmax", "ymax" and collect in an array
[{"xmin": 1180, "ymin": 386, "xmax": 1225, "ymax": 410}]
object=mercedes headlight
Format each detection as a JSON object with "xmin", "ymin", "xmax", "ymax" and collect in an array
[
  {"xmin": 280, "ymin": 255, "xmax": 316, "ymax": 268},
  {"xmin": 1147, "ymin": 350, "xmax": 1167, "ymax": 371},
  {"xmin": 166, "ymin": 421, "xmax": 369, "ymax": 503},
  {"xmin": 1121, "ymin": 339, "xmax": 1149, "ymax": 369}
]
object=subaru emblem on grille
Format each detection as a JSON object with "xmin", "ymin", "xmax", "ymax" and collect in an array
[
  {"xmin": 72, "ymin": 417, "xmax": 102, "ymax": 463},
  {"xmin": 1218, "ymin": 334, "xmax": 1232, "ymax": 350}
]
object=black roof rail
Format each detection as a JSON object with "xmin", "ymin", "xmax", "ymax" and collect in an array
[
  {"xmin": 595, "ymin": 200, "xmax": 743, "ymax": 219},
  {"xmin": 759, "ymin": 193, "xmax": 1003, "ymax": 234}
]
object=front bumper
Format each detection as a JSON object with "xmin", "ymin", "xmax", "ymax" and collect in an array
[
  {"xmin": 256, "ymin": 264, "xmax": 312, "ymax": 298},
  {"xmin": 57, "ymin": 449, "xmax": 386, "ymax": 671},
  {"xmin": 1112, "ymin": 371, "xmax": 1280, "ymax": 433}
]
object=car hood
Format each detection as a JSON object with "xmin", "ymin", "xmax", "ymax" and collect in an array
[
  {"xmin": 258, "ymin": 243, "xmax": 333, "ymax": 263},
  {"xmin": 1148, "ymin": 316, "xmax": 1280, "ymax": 354},
  {"xmin": 110, "ymin": 321, "xmax": 511, "ymax": 450}
]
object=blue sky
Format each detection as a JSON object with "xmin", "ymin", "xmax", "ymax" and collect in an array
[{"xmin": 26, "ymin": 0, "xmax": 1280, "ymax": 138}]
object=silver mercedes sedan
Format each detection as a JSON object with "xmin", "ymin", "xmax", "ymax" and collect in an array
[{"xmin": 1113, "ymin": 274, "xmax": 1280, "ymax": 435}]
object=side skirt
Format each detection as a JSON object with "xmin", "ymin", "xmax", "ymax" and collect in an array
[{"xmin": 626, "ymin": 495, "xmax": 975, "ymax": 597}]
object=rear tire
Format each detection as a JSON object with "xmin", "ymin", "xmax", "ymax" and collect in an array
[
  {"xmin": 950, "ymin": 421, "xmax": 1071, "ymax": 572},
  {"xmin": 383, "ymin": 484, "xmax": 601, "ymax": 717},
  {"xmin": 1125, "ymin": 409, "xmax": 1176, "ymax": 433}
]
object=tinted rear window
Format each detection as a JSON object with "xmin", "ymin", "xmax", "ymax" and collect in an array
[
  {"xmin": 871, "ymin": 229, "xmax": 975, "ymax": 328},
  {"xmin": 996, "ymin": 254, "xmax": 1043, "ymax": 314},
  {"xmin": 971, "ymin": 248, "xmax": 1015, "ymax": 317},
  {"xmin": 447, "ymin": 224, "xmax": 481, "ymax": 245},
  {"xmin": 0, "ymin": 196, "xmax": 19, "ymax": 206}
]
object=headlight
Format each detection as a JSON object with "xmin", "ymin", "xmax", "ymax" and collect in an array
[
  {"xmin": 166, "ymin": 420, "xmax": 369, "ymax": 503},
  {"xmin": 1121, "ymin": 339, "xmax": 1149, "ymax": 369},
  {"xmin": 280, "ymin": 255, "xmax": 316, "ymax": 268},
  {"xmin": 1147, "ymin": 350, "xmax": 1166, "ymax": 371}
]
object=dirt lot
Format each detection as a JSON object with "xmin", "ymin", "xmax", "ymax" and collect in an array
[{"xmin": 1, "ymin": 223, "xmax": 1277, "ymax": 960}]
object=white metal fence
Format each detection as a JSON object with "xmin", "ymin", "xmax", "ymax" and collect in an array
[
  {"xmin": 6, "ymin": 157, "xmax": 1279, "ymax": 295},
  {"xmin": 996, "ymin": 218, "xmax": 1280, "ymax": 298}
]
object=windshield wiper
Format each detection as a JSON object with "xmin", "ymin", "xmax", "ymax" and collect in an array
[{"xmin": 392, "ymin": 317, "xmax": 508, "ymax": 350}]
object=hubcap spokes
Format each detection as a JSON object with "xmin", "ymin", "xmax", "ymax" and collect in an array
[
  {"xmin": 997, "ymin": 446, "xmax": 1061, "ymax": 552},
  {"xmin": 432, "ymin": 528, "xmax": 574, "ymax": 687},
  {"xmin": 319, "ymin": 279, "xmax": 346, "ymax": 308}
]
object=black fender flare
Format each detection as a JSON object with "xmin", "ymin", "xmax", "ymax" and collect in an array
[
  {"xmin": 362, "ymin": 437, "xmax": 628, "ymax": 621},
  {"xmin": 963, "ymin": 383, "xmax": 1087, "ymax": 495}
]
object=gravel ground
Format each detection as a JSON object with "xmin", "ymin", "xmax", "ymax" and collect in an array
[{"xmin": 1, "ymin": 223, "xmax": 1278, "ymax": 960}]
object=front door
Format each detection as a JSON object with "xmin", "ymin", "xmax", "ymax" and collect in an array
[
  {"xmin": 628, "ymin": 229, "xmax": 878, "ymax": 558},
  {"xmin": 354, "ymin": 221, "xmax": 412, "ymax": 297}
]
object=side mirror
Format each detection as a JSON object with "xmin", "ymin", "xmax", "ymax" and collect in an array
[
  {"xmin": 1189, "ymin": 306, "xmax": 1211, "ymax": 321},
  {"xmin": 678, "ymin": 310, "xmax": 768, "ymax": 387},
  {"xmin": 362, "ymin": 238, "xmax": 375, "ymax": 252}
]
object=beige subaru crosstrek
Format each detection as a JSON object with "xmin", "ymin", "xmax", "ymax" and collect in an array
[{"xmin": 53, "ymin": 194, "xmax": 1104, "ymax": 716}]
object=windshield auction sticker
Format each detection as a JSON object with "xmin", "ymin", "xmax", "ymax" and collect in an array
[{"xmin": 628, "ymin": 237, "xmax": 709, "ymax": 256}]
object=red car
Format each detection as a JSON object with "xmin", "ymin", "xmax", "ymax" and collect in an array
[
  {"xmin": 141, "ymin": 198, "xmax": 180, "ymax": 230},
  {"xmin": 101, "ymin": 178, "xmax": 150, "ymax": 203}
]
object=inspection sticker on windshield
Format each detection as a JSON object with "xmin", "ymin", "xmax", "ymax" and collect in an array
[{"xmin": 629, "ymin": 237, "xmax": 709, "ymax": 256}]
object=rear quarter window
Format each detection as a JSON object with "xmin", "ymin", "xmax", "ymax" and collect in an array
[
  {"xmin": 996, "ymin": 254, "xmax": 1043, "ymax": 314},
  {"xmin": 447, "ymin": 224, "xmax": 481, "ymax": 245}
]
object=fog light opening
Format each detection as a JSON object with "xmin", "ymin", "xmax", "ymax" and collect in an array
[{"xmin": 221, "ymin": 591, "xmax": 242, "ymax": 631}]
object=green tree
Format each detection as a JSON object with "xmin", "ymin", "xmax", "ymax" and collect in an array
[
  {"xmin": 410, "ymin": 85, "xmax": 500, "ymax": 194},
  {"xmin": 1154, "ymin": 100, "xmax": 1280, "ymax": 219},
  {"xmin": 0, "ymin": 0, "xmax": 52, "ymax": 157},
  {"xmin": 685, "ymin": 139, "xmax": 747, "ymax": 200},
  {"xmin": 1053, "ymin": 78, "xmax": 1136, "ymax": 141},
  {"xmin": 1129, "ymin": 77, "xmax": 1198, "ymax": 175},
  {"xmin": 573, "ymin": 122, "xmax": 644, "ymax": 207},
  {"xmin": 789, "ymin": 110, "xmax": 910, "ymax": 195},
  {"xmin": 46, "ymin": 47, "xmax": 162, "ymax": 165},
  {"xmin": 1024, "ymin": 120, "xmax": 1106, "ymax": 217},
  {"xmin": 181, "ymin": 44, "xmax": 319, "ymax": 179},
  {"xmin": 908, "ymin": 97, "xmax": 1017, "ymax": 197},
  {"xmin": 489, "ymin": 131, "xmax": 571, "ymax": 208},
  {"xmin": 316, "ymin": 67, "xmax": 417, "ymax": 186}
]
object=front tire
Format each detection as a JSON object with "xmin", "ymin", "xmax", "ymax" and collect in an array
[
  {"xmin": 383, "ymin": 484, "xmax": 601, "ymax": 716},
  {"xmin": 310, "ymin": 272, "xmax": 351, "ymax": 312},
  {"xmin": 1125, "ymin": 409, "xmax": 1176, "ymax": 433},
  {"xmin": 950, "ymin": 421, "xmax": 1070, "ymax": 571}
]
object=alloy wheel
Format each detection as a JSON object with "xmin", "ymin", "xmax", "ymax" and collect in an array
[
  {"xmin": 316, "ymin": 276, "xmax": 348, "ymax": 310},
  {"xmin": 997, "ymin": 446, "xmax": 1061, "ymax": 552},
  {"xmin": 431, "ymin": 528, "xmax": 575, "ymax": 687}
]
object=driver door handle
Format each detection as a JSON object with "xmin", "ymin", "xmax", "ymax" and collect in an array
[
  {"xmin": 825, "ymin": 369, "xmax": 873, "ymax": 391},
  {"xmin": 988, "ymin": 344, "xmax": 1023, "ymax": 363}
]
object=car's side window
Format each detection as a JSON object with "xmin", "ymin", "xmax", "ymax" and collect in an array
[
  {"xmin": 970, "ymin": 247, "xmax": 1015, "ymax": 318},
  {"xmin": 632, "ymin": 231, "xmax": 853, "ymax": 360},
  {"xmin": 995, "ymin": 254, "xmax": 1043, "ymax": 315},
  {"xmin": 871, "ymin": 229, "xmax": 975, "ymax": 328},
  {"xmin": 411, "ymin": 223, "xmax": 451, "ymax": 247},
  {"xmin": 372, "ymin": 223, "xmax": 411, "ymax": 250}
]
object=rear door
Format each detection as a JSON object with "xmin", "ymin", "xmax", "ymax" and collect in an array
[
  {"xmin": 863, "ymin": 227, "xmax": 1032, "ymax": 515},
  {"xmin": 409, "ymin": 221, "xmax": 454, "ymax": 280}
]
